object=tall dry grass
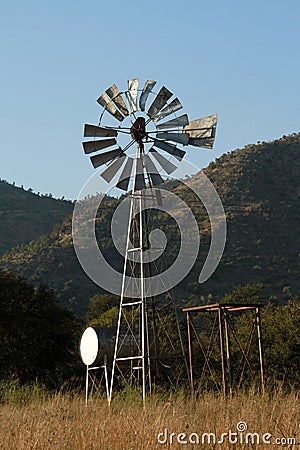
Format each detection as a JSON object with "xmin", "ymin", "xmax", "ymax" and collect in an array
[{"xmin": 0, "ymin": 386, "xmax": 299, "ymax": 449}]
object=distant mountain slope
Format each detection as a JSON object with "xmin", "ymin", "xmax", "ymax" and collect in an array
[
  {"xmin": 1, "ymin": 133, "xmax": 299, "ymax": 315},
  {"xmin": 182, "ymin": 132, "xmax": 300, "ymax": 302},
  {"xmin": 0, "ymin": 180, "xmax": 73, "ymax": 255}
]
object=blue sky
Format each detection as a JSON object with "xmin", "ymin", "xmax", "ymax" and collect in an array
[{"xmin": 1, "ymin": 0, "xmax": 299, "ymax": 199}]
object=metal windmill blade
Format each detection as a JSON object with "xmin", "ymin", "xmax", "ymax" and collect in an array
[
  {"xmin": 147, "ymin": 86, "xmax": 173, "ymax": 119},
  {"xmin": 84, "ymin": 124, "xmax": 117, "ymax": 138},
  {"xmin": 152, "ymin": 98, "xmax": 183, "ymax": 123},
  {"xmin": 149, "ymin": 148, "xmax": 177, "ymax": 174},
  {"xmin": 126, "ymin": 78, "xmax": 139, "ymax": 113},
  {"xmin": 90, "ymin": 148, "xmax": 124, "ymax": 168},
  {"xmin": 97, "ymin": 92, "xmax": 124, "ymax": 122},
  {"xmin": 101, "ymin": 156, "xmax": 126, "ymax": 182},
  {"xmin": 183, "ymin": 114, "xmax": 218, "ymax": 148},
  {"xmin": 139, "ymin": 80, "xmax": 156, "ymax": 111},
  {"xmin": 116, "ymin": 157, "xmax": 134, "ymax": 191},
  {"xmin": 135, "ymin": 156, "xmax": 146, "ymax": 190},
  {"xmin": 155, "ymin": 114, "xmax": 189, "ymax": 131},
  {"xmin": 144, "ymin": 154, "xmax": 164, "ymax": 186},
  {"xmin": 82, "ymin": 139, "xmax": 117, "ymax": 155},
  {"xmin": 156, "ymin": 132, "xmax": 189, "ymax": 146},
  {"xmin": 106, "ymin": 84, "xmax": 129, "ymax": 117},
  {"xmin": 153, "ymin": 139, "xmax": 186, "ymax": 161}
]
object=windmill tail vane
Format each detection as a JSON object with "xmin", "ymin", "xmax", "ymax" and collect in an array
[{"xmin": 82, "ymin": 78, "xmax": 217, "ymax": 191}]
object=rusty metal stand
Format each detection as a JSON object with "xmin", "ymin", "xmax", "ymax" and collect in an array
[{"xmin": 183, "ymin": 303, "xmax": 265, "ymax": 396}]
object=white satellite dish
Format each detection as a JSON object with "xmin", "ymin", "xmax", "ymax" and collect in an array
[{"xmin": 80, "ymin": 327, "xmax": 100, "ymax": 366}]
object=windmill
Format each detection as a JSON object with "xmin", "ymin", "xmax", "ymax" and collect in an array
[{"xmin": 81, "ymin": 78, "xmax": 217, "ymax": 402}]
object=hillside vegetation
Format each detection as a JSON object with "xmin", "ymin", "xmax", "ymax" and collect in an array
[
  {"xmin": 0, "ymin": 133, "xmax": 299, "ymax": 315},
  {"xmin": 0, "ymin": 180, "xmax": 73, "ymax": 256}
]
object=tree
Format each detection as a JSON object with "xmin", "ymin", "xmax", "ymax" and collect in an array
[
  {"xmin": 230, "ymin": 299, "xmax": 300, "ymax": 388},
  {"xmin": 260, "ymin": 301, "xmax": 300, "ymax": 387},
  {"xmin": 0, "ymin": 271, "xmax": 82, "ymax": 387},
  {"xmin": 221, "ymin": 283, "xmax": 266, "ymax": 305},
  {"xmin": 85, "ymin": 293, "xmax": 120, "ymax": 327}
]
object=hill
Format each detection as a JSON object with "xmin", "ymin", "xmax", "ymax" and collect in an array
[
  {"xmin": 182, "ymin": 132, "xmax": 300, "ymax": 303},
  {"xmin": 1, "ymin": 133, "xmax": 299, "ymax": 315},
  {"xmin": 0, "ymin": 180, "xmax": 73, "ymax": 256}
]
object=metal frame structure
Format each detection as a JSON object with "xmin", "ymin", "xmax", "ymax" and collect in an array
[
  {"xmin": 108, "ymin": 143, "xmax": 189, "ymax": 404},
  {"xmin": 85, "ymin": 358, "xmax": 109, "ymax": 404},
  {"xmin": 183, "ymin": 303, "xmax": 264, "ymax": 396},
  {"xmin": 81, "ymin": 78, "xmax": 218, "ymax": 403}
]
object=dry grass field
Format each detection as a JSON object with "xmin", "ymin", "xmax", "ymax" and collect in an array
[{"xmin": 0, "ymin": 386, "xmax": 299, "ymax": 449}]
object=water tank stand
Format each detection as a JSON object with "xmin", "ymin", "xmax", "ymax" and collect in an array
[
  {"xmin": 183, "ymin": 303, "xmax": 264, "ymax": 396},
  {"xmin": 85, "ymin": 354, "xmax": 109, "ymax": 404}
]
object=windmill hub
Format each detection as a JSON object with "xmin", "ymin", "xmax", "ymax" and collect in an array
[{"xmin": 130, "ymin": 117, "xmax": 146, "ymax": 145}]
